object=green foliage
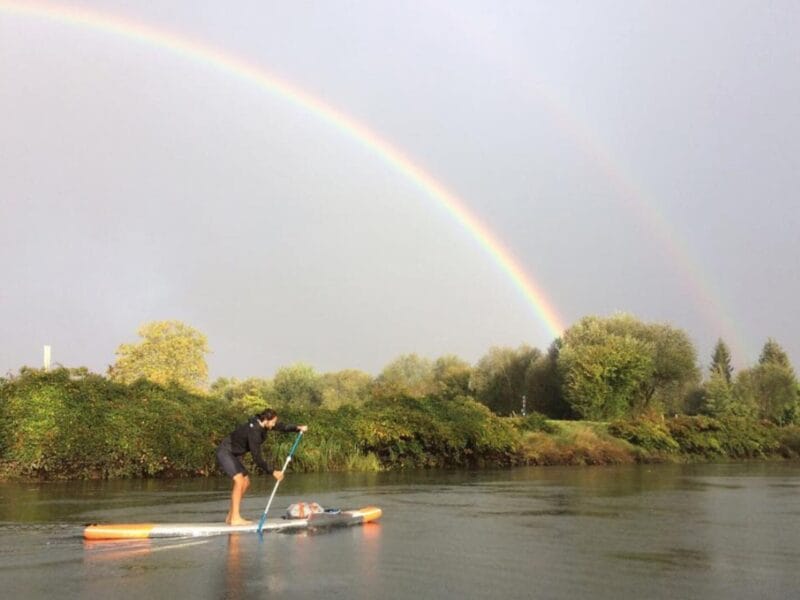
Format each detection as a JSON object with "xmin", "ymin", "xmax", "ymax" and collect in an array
[
  {"xmin": 273, "ymin": 363, "xmax": 322, "ymax": 408},
  {"xmin": 710, "ymin": 339, "xmax": 734, "ymax": 383},
  {"xmin": 775, "ymin": 426, "xmax": 800, "ymax": 458},
  {"xmin": 350, "ymin": 395, "xmax": 519, "ymax": 468},
  {"xmin": 0, "ymin": 368, "xmax": 237, "ymax": 478},
  {"xmin": 0, "ymin": 369, "xmax": 522, "ymax": 478},
  {"xmin": 471, "ymin": 345, "xmax": 541, "ymax": 415},
  {"xmin": 210, "ymin": 377, "xmax": 273, "ymax": 404},
  {"xmin": 759, "ymin": 338, "xmax": 792, "ymax": 369},
  {"xmin": 559, "ymin": 317, "xmax": 654, "ymax": 420},
  {"xmin": 608, "ymin": 415, "xmax": 779, "ymax": 460},
  {"xmin": 665, "ymin": 415, "xmax": 778, "ymax": 459},
  {"xmin": 4, "ymin": 332, "xmax": 800, "ymax": 480},
  {"xmin": 253, "ymin": 405, "xmax": 378, "ymax": 472},
  {"xmin": 372, "ymin": 354, "xmax": 436, "ymax": 400},
  {"xmin": 558, "ymin": 315, "xmax": 700, "ymax": 419},
  {"xmin": 515, "ymin": 411, "xmax": 554, "ymax": 433},
  {"xmin": 697, "ymin": 368, "xmax": 737, "ymax": 417},
  {"xmin": 525, "ymin": 340, "xmax": 572, "ymax": 419},
  {"xmin": 318, "ymin": 370, "xmax": 373, "ymax": 408},
  {"xmin": 432, "ymin": 355, "xmax": 473, "ymax": 399},
  {"xmin": 608, "ymin": 418, "xmax": 680, "ymax": 453},
  {"xmin": 642, "ymin": 323, "xmax": 701, "ymax": 414},
  {"xmin": 109, "ymin": 321, "xmax": 210, "ymax": 392},
  {"xmin": 734, "ymin": 363, "xmax": 799, "ymax": 425}
]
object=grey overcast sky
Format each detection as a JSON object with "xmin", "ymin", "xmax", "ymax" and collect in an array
[{"xmin": 1, "ymin": 1, "xmax": 798, "ymax": 379}]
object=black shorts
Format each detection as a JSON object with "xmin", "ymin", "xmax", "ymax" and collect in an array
[{"xmin": 216, "ymin": 438, "xmax": 248, "ymax": 477}]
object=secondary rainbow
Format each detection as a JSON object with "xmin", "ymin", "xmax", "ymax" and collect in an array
[
  {"xmin": 525, "ymin": 87, "xmax": 748, "ymax": 359},
  {"xmin": 0, "ymin": 0, "xmax": 565, "ymax": 338}
]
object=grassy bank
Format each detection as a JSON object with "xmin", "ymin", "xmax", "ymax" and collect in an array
[
  {"xmin": 2, "ymin": 369, "xmax": 799, "ymax": 480},
  {"xmin": 518, "ymin": 415, "xmax": 800, "ymax": 466}
]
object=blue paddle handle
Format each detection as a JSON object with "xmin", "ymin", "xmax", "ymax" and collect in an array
[
  {"xmin": 257, "ymin": 431, "xmax": 304, "ymax": 534},
  {"xmin": 287, "ymin": 430, "xmax": 303, "ymax": 458}
]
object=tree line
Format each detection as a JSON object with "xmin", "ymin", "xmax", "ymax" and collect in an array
[
  {"xmin": 2, "ymin": 315, "xmax": 799, "ymax": 479},
  {"xmin": 93, "ymin": 316, "xmax": 799, "ymax": 426}
]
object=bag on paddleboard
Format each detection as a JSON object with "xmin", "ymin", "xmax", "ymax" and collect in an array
[{"xmin": 284, "ymin": 502, "xmax": 324, "ymax": 519}]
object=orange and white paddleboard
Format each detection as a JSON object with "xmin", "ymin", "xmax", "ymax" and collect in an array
[{"xmin": 84, "ymin": 506, "xmax": 382, "ymax": 541}]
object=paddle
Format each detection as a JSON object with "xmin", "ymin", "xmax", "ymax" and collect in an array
[{"xmin": 257, "ymin": 430, "xmax": 304, "ymax": 534}]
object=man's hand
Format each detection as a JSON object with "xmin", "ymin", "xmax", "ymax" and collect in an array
[
  {"xmin": 272, "ymin": 470, "xmax": 284, "ymax": 481},
  {"xmin": 298, "ymin": 425, "xmax": 308, "ymax": 433}
]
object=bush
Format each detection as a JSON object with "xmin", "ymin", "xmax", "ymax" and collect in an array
[
  {"xmin": 348, "ymin": 395, "xmax": 519, "ymax": 469},
  {"xmin": 0, "ymin": 368, "xmax": 237, "ymax": 478},
  {"xmin": 608, "ymin": 418, "xmax": 680, "ymax": 454},
  {"xmin": 665, "ymin": 415, "xmax": 778, "ymax": 459},
  {"xmin": 775, "ymin": 425, "xmax": 800, "ymax": 458},
  {"xmin": 514, "ymin": 411, "xmax": 556, "ymax": 433}
]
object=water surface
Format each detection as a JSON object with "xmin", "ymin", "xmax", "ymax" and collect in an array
[{"xmin": 1, "ymin": 463, "xmax": 799, "ymax": 599}]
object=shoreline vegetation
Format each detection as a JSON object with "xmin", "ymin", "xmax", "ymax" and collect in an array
[
  {"xmin": 2, "ymin": 315, "xmax": 798, "ymax": 480},
  {"xmin": 1, "ymin": 367, "xmax": 799, "ymax": 481}
]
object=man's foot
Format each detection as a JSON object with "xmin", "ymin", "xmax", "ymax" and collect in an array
[{"xmin": 229, "ymin": 517, "xmax": 253, "ymax": 526}]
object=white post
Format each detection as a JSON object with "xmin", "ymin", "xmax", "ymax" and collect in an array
[{"xmin": 43, "ymin": 345, "xmax": 51, "ymax": 371}]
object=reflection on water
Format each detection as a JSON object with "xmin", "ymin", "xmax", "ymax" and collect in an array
[
  {"xmin": 1, "ymin": 463, "xmax": 800, "ymax": 599},
  {"xmin": 224, "ymin": 534, "xmax": 244, "ymax": 600}
]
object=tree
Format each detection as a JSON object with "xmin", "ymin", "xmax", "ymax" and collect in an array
[
  {"xmin": 525, "ymin": 339, "xmax": 571, "ymax": 418},
  {"xmin": 210, "ymin": 377, "xmax": 274, "ymax": 404},
  {"xmin": 318, "ymin": 369, "xmax": 373, "ymax": 408},
  {"xmin": 556, "ymin": 315, "xmax": 700, "ymax": 419},
  {"xmin": 432, "ymin": 355, "xmax": 473, "ymax": 399},
  {"xmin": 471, "ymin": 345, "xmax": 541, "ymax": 415},
  {"xmin": 272, "ymin": 363, "xmax": 322, "ymax": 408},
  {"xmin": 710, "ymin": 339, "xmax": 733, "ymax": 383},
  {"xmin": 557, "ymin": 318, "xmax": 653, "ymax": 420},
  {"xmin": 734, "ymin": 364, "xmax": 798, "ymax": 424},
  {"xmin": 372, "ymin": 354, "xmax": 436, "ymax": 400},
  {"xmin": 698, "ymin": 367, "xmax": 735, "ymax": 417},
  {"xmin": 109, "ymin": 320, "xmax": 209, "ymax": 391},
  {"xmin": 759, "ymin": 338, "xmax": 792, "ymax": 368},
  {"xmin": 733, "ymin": 339, "xmax": 799, "ymax": 424},
  {"xmin": 602, "ymin": 315, "xmax": 700, "ymax": 413}
]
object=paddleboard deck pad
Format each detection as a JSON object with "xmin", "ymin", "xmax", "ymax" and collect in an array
[{"xmin": 84, "ymin": 506, "xmax": 382, "ymax": 540}]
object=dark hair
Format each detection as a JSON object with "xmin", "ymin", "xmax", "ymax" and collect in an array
[{"xmin": 257, "ymin": 408, "xmax": 278, "ymax": 422}]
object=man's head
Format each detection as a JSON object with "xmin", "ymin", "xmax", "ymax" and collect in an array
[{"xmin": 257, "ymin": 408, "xmax": 278, "ymax": 429}]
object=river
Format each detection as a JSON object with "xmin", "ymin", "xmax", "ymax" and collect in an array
[{"xmin": 1, "ymin": 462, "xmax": 799, "ymax": 599}]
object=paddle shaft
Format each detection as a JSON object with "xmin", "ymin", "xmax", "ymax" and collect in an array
[{"xmin": 257, "ymin": 431, "xmax": 303, "ymax": 533}]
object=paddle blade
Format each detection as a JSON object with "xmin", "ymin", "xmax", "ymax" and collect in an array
[{"xmin": 257, "ymin": 512, "xmax": 267, "ymax": 534}]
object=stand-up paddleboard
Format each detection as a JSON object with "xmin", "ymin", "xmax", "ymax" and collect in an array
[{"xmin": 83, "ymin": 506, "xmax": 381, "ymax": 541}]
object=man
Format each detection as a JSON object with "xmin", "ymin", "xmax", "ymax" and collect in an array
[{"xmin": 216, "ymin": 408, "xmax": 308, "ymax": 525}]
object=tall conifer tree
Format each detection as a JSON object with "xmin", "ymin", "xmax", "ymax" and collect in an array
[
  {"xmin": 710, "ymin": 339, "xmax": 733, "ymax": 383},
  {"xmin": 759, "ymin": 338, "xmax": 792, "ymax": 369}
]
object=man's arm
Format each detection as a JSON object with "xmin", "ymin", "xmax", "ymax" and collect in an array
[{"xmin": 274, "ymin": 421, "xmax": 307, "ymax": 433}]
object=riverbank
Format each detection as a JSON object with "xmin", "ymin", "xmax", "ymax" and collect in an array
[
  {"xmin": 518, "ymin": 417, "xmax": 800, "ymax": 466},
  {"xmin": 2, "ymin": 369, "xmax": 799, "ymax": 480}
]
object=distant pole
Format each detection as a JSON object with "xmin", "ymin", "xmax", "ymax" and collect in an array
[
  {"xmin": 43, "ymin": 345, "xmax": 51, "ymax": 371},
  {"xmin": 521, "ymin": 394, "xmax": 527, "ymax": 417}
]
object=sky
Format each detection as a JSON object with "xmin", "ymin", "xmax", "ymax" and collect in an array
[{"xmin": 1, "ymin": 0, "xmax": 798, "ymax": 380}]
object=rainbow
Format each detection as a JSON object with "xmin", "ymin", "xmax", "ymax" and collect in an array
[
  {"xmin": 521, "ymin": 85, "xmax": 748, "ymax": 359},
  {"xmin": 1, "ymin": 0, "xmax": 565, "ymax": 339}
]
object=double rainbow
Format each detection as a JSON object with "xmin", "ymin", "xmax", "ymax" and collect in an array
[{"xmin": 5, "ymin": 2, "xmax": 747, "ymax": 356}]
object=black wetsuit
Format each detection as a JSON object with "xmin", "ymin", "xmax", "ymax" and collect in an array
[{"xmin": 216, "ymin": 416, "xmax": 300, "ymax": 477}]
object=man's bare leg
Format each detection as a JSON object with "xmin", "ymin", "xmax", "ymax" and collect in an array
[{"xmin": 227, "ymin": 474, "xmax": 253, "ymax": 525}]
